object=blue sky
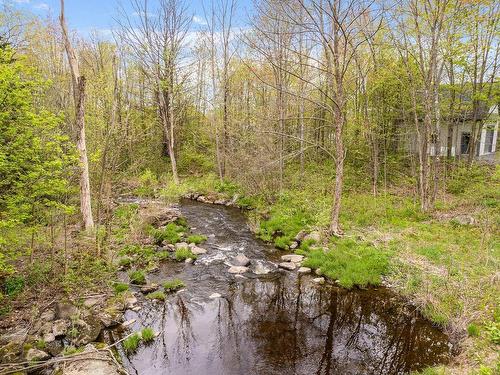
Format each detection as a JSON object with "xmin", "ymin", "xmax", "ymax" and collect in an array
[{"xmin": 5, "ymin": 0, "xmax": 252, "ymax": 36}]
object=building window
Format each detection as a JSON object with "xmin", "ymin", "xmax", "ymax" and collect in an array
[{"xmin": 485, "ymin": 128, "xmax": 494, "ymax": 153}]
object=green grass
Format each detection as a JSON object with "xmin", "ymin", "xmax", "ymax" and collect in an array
[
  {"xmin": 467, "ymin": 323, "xmax": 480, "ymax": 337},
  {"xmin": 174, "ymin": 248, "xmax": 197, "ymax": 262},
  {"xmin": 146, "ymin": 290, "xmax": 165, "ymax": 301},
  {"xmin": 113, "ymin": 282, "xmax": 129, "ymax": 294},
  {"xmin": 35, "ymin": 339, "xmax": 46, "ymax": 350},
  {"xmin": 62, "ymin": 346, "xmax": 84, "ymax": 356},
  {"xmin": 186, "ymin": 234, "xmax": 207, "ymax": 244},
  {"xmin": 118, "ymin": 257, "xmax": 133, "ymax": 268},
  {"xmin": 4, "ymin": 275, "xmax": 25, "ymax": 297},
  {"xmin": 128, "ymin": 270, "xmax": 146, "ymax": 285},
  {"xmin": 123, "ymin": 333, "xmax": 141, "ymax": 353},
  {"xmin": 163, "ymin": 278, "xmax": 185, "ymax": 292},
  {"xmin": 150, "ymin": 222, "xmax": 186, "ymax": 245},
  {"xmin": 141, "ymin": 327, "xmax": 155, "ymax": 343},
  {"xmin": 302, "ymin": 238, "xmax": 389, "ymax": 288}
]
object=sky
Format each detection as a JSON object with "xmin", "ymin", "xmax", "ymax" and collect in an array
[{"xmin": 4, "ymin": 0, "xmax": 253, "ymax": 37}]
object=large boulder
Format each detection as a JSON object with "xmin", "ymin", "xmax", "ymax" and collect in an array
[
  {"xmin": 254, "ymin": 263, "xmax": 271, "ymax": 275},
  {"xmin": 71, "ymin": 316, "xmax": 103, "ymax": 346},
  {"xmin": 304, "ymin": 231, "xmax": 321, "ymax": 243}
]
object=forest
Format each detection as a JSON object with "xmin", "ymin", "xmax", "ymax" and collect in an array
[{"xmin": 0, "ymin": 0, "xmax": 498, "ymax": 374}]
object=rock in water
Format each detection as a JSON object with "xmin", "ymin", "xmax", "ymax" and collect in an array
[
  {"xmin": 281, "ymin": 254, "xmax": 304, "ymax": 263},
  {"xmin": 297, "ymin": 267, "xmax": 312, "ymax": 274},
  {"xmin": 228, "ymin": 266, "xmax": 249, "ymax": 274},
  {"xmin": 254, "ymin": 263, "xmax": 271, "ymax": 275},
  {"xmin": 175, "ymin": 242, "xmax": 189, "ymax": 250},
  {"xmin": 209, "ymin": 293, "xmax": 222, "ymax": 299},
  {"xmin": 278, "ymin": 262, "xmax": 297, "ymax": 271},
  {"xmin": 72, "ymin": 316, "xmax": 103, "ymax": 346},
  {"xmin": 26, "ymin": 348, "xmax": 50, "ymax": 362},
  {"xmin": 191, "ymin": 246, "xmax": 207, "ymax": 255},
  {"xmin": 232, "ymin": 253, "xmax": 250, "ymax": 266}
]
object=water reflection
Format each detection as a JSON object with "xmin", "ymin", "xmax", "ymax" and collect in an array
[{"xmin": 117, "ymin": 201, "xmax": 451, "ymax": 375}]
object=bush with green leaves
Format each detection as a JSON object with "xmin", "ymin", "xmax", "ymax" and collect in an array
[
  {"xmin": 113, "ymin": 283, "xmax": 129, "ymax": 294},
  {"xmin": 150, "ymin": 222, "xmax": 186, "ymax": 245}
]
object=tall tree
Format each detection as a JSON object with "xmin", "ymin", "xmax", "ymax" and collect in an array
[{"xmin": 59, "ymin": 0, "xmax": 94, "ymax": 230}]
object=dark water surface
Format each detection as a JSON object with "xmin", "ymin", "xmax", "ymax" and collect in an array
[{"xmin": 116, "ymin": 200, "xmax": 452, "ymax": 375}]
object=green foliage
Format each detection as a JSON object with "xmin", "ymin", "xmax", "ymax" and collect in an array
[
  {"xmin": 35, "ymin": 339, "xmax": 46, "ymax": 350},
  {"xmin": 149, "ymin": 222, "xmax": 186, "ymax": 245},
  {"xmin": 113, "ymin": 283, "xmax": 129, "ymax": 294},
  {"xmin": 0, "ymin": 47, "xmax": 75, "ymax": 276},
  {"xmin": 215, "ymin": 180, "xmax": 239, "ymax": 195},
  {"xmin": 134, "ymin": 169, "xmax": 158, "ymax": 197},
  {"xmin": 174, "ymin": 248, "xmax": 196, "ymax": 262},
  {"xmin": 146, "ymin": 290, "xmax": 165, "ymax": 301},
  {"xmin": 485, "ymin": 321, "xmax": 500, "ymax": 345},
  {"xmin": 118, "ymin": 257, "xmax": 133, "ymax": 268},
  {"xmin": 62, "ymin": 346, "xmax": 83, "ymax": 356},
  {"xmin": 128, "ymin": 270, "xmax": 146, "ymax": 285},
  {"xmin": 467, "ymin": 323, "xmax": 480, "ymax": 337},
  {"xmin": 141, "ymin": 327, "xmax": 155, "ymax": 343},
  {"xmin": 4, "ymin": 275, "xmax": 25, "ymax": 297},
  {"xmin": 302, "ymin": 239, "xmax": 389, "ymax": 288},
  {"xmin": 123, "ymin": 333, "xmax": 141, "ymax": 353},
  {"xmin": 186, "ymin": 234, "xmax": 207, "ymax": 245},
  {"xmin": 411, "ymin": 366, "xmax": 447, "ymax": 375},
  {"xmin": 163, "ymin": 278, "xmax": 185, "ymax": 292}
]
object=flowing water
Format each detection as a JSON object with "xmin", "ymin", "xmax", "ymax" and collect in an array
[{"xmin": 114, "ymin": 200, "xmax": 453, "ymax": 375}]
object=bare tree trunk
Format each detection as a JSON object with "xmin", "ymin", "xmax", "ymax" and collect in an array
[{"xmin": 60, "ymin": 0, "xmax": 94, "ymax": 231}]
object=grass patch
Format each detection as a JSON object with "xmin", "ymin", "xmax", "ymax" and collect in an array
[
  {"xmin": 302, "ymin": 238, "xmax": 389, "ymax": 288},
  {"xmin": 163, "ymin": 278, "xmax": 185, "ymax": 292},
  {"xmin": 150, "ymin": 222, "xmax": 186, "ymax": 245},
  {"xmin": 123, "ymin": 333, "xmax": 141, "ymax": 353},
  {"xmin": 186, "ymin": 234, "xmax": 207, "ymax": 244},
  {"xmin": 128, "ymin": 270, "xmax": 146, "ymax": 285},
  {"xmin": 146, "ymin": 290, "xmax": 165, "ymax": 301},
  {"xmin": 113, "ymin": 282, "xmax": 129, "ymax": 294},
  {"xmin": 174, "ymin": 248, "xmax": 197, "ymax": 262},
  {"xmin": 141, "ymin": 327, "xmax": 155, "ymax": 343}
]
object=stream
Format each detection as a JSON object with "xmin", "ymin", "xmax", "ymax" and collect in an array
[{"xmin": 113, "ymin": 199, "xmax": 453, "ymax": 375}]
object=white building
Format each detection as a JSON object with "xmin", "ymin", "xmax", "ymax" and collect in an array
[{"xmin": 404, "ymin": 104, "xmax": 499, "ymax": 160}]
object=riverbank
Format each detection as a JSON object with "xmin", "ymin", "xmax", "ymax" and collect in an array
[{"xmin": 151, "ymin": 164, "xmax": 499, "ymax": 375}]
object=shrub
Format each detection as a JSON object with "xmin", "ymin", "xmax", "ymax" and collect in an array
[
  {"xmin": 113, "ymin": 283, "xmax": 129, "ymax": 294},
  {"xmin": 141, "ymin": 327, "xmax": 155, "ymax": 343},
  {"xmin": 4, "ymin": 275, "xmax": 25, "ymax": 297},
  {"xmin": 123, "ymin": 333, "xmax": 141, "ymax": 353},
  {"xmin": 128, "ymin": 270, "xmax": 146, "ymax": 285},
  {"xmin": 186, "ymin": 234, "xmax": 207, "ymax": 245},
  {"xmin": 35, "ymin": 339, "xmax": 46, "ymax": 350},
  {"xmin": 163, "ymin": 278, "xmax": 185, "ymax": 292},
  {"xmin": 146, "ymin": 291, "xmax": 165, "ymax": 301},
  {"xmin": 174, "ymin": 248, "xmax": 197, "ymax": 262}
]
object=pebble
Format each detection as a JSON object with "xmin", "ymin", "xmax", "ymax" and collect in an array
[{"xmin": 281, "ymin": 254, "xmax": 304, "ymax": 263}]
